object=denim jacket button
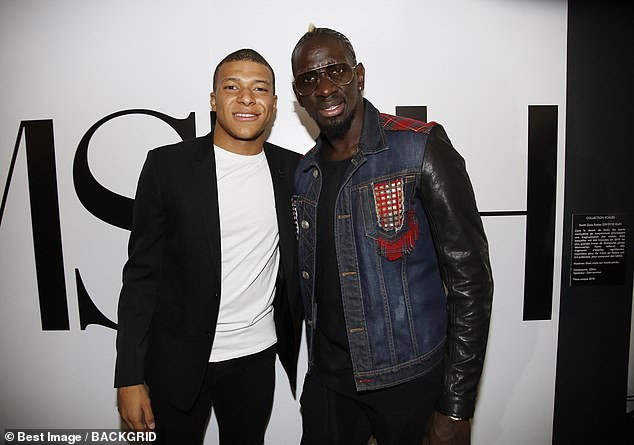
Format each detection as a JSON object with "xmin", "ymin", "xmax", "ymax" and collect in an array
[
  {"xmin": 302, "ymin": 271, "xmax": 310, "ymax": 280},
  {"xmin": 301, "ymin": 220, "xmax": 310, "ymax": 229}
]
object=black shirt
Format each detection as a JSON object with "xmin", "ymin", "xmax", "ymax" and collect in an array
[{"xmin": 311, "ymin": 150, "xmax": 357, "ymax": 394}]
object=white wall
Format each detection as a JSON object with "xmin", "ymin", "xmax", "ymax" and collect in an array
[{"xmin": 0, "ymin": 0, "xmax": 567, "ymax": 443}]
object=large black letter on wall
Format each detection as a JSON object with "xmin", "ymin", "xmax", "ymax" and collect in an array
[
  {"xmin": 72, "ymin": 109, "xmax": 196, "ymax": 329},
  {"xmin": 73, "ymin": 109, "xmax": 196, "ymax": 230},
  {"xmin": 523, "ymin": 105, "xmax": 558, "ymax": 320},
  {"xmin": 1, "ymin": 121, "xmax": 70, "ymax": 330}
]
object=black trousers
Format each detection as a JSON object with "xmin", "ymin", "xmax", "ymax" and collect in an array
[
  {"xmin": 300, "ymin": 363, "xmax": 442, "ymax": 445},
  {"xmin": 152, "ymin": 345, "xmax": 276, "ymax": 445}
]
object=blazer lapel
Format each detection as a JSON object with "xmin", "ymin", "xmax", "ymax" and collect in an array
[
  {"xmin": 264, "ymin": 145, "xmax": 294, "ymax": 273},
  {"xmin": 194, "ymin": 134, "xmax": 222, "ymax": 285}
]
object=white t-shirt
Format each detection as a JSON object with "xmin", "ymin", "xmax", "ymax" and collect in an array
[{"xmin": 209, "ymin": 145, "xmax": 279, "ymax": 362}]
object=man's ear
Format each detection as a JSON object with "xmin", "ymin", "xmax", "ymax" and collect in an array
[
  {"xmin": 209, "ymin": 91, "xmax": 216, "ymax": 111},
  {"xmin": 356, "ymin": 62, "xmax": 365, "ymax": 91}
]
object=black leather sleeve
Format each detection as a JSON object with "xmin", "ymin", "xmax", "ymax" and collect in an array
[{"xmin": 418, "ymin": 125, "xmax": 493, "ymax": 419}]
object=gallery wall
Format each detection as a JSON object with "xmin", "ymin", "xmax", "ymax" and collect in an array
[{"xmin": 1, "ymin": 1, "xmax": 571, "ymax": 443}]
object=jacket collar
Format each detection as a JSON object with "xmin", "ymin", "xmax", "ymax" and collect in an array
[
  {"xmin": 194, "ymin": 132, "xmax": 215, "ymax": 161},
  {"xmin": 191, "ymin": 131, "xmax": 282, "ymax": 288},
  {"xmin": 303, "ymin": 98, "xmax": 388, "ymax": 172}
]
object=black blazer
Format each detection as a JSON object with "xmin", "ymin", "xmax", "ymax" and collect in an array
[{"xmin": 114, "ymin": 131, "xmax": 302, "ymax": 411}]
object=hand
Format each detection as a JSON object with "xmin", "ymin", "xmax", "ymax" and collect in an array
[
  {"xmin": 117, "ymin": 384, "xmax": 155, "ymax": 431},
  {"xmin": 422, "ymin": 411, "xmax": 471, "ymax": 445}
]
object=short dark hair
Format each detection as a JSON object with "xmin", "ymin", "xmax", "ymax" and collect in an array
[
  {"xmin": 291, "ymin": 26, "xmax": 357, "ymax": 73},
  {"xmin": 212, "ymin": 48, "xmax": 276, "ymax": 93}
]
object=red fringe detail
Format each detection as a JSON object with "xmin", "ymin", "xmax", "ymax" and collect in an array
[{"xmin": 377, "ymin": 212, "xmax": 419, "ymax": 261}]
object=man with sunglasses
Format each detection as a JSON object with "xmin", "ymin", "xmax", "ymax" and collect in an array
[{"xmin": 291, "ymin": 27, "xmax": 493, "ymax": 445}]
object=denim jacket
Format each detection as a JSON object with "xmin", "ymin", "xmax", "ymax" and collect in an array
[{"xmin": 293, "ymin": 99, "xmax": 493, "ymax": 418}]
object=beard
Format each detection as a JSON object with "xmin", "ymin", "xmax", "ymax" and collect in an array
[{"xmin": 319, "ymin": 102, "xmax": 358, "ymax": 140}]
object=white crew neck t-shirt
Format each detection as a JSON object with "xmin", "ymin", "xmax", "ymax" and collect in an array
[{"xmin": 209, "ymin": 145, "xmax": 279, "ymax": 362}]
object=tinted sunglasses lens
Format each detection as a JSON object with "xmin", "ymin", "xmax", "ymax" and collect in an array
[
  {"xmin": 295, "ymin": 71, "xmax": 318, "ymax": 95},
  {"xmin": 327, "ymin": 63, "xmax": 354, "ymax": 85}
]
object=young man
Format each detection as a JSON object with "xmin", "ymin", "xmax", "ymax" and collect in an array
[
  {"xmin": 114, "ymin": 49, "xmax": 302, "ymax": 445},
  {"xmin": 291, "ymin": 27, "xmax": 493, "ymax": 445}
]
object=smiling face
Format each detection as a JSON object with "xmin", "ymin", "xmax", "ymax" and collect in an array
[
  {"xmin": 210, "ymin": 60, "xmax": 277, "ymax": 154},
  {"xmin": 292, "ymin": 35, "xmax": 365, "ymax": 141}
]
